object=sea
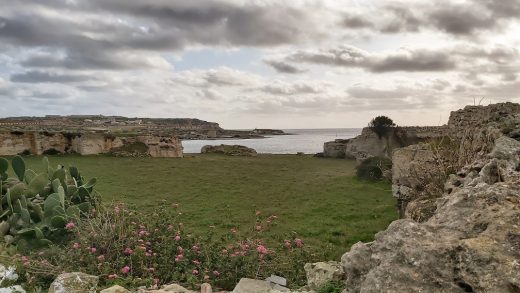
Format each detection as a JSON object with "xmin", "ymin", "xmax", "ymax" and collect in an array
[{"xmin": 182, "ymin": 128, "xmax": 362, "ymax": 154}]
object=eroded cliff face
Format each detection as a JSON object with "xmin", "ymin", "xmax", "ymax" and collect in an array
[
  {"xmin": 339, "ymin": 103, "xmax": 520, "ymax": 292},
  {"xmin": 0, "ymin": 131, "xmax": 183, "ymax": 157},
  {"xmin": 323, "ymin": 126, "xmax": 448, "ymax": 160}
]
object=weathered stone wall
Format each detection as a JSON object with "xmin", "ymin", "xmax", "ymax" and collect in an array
[
  {"xmin": 337, "ymin": 103, "xmax": 520, "ymax": 292},
  {"xmin": 0, "ymin": 131, "xmax": 183, "ymax": 157},
  {"xmin": 323, "ymin": 126, "xmax": 448, "ymax": 160}
]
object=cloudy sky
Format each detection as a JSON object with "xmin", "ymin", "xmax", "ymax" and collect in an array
[{"xmin": 0, "ymin": 0, "xmax": 519, "ymax": 128}]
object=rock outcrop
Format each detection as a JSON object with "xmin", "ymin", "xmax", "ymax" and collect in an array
[
  {"xmin": 201, "ymin": 144, "xmax": 257, "ymax": 156},
  {"xmin": 323, "ymin": 126, "xmax": 448, "ymax": 160},
  {"xmin": 0, "ymin": 131, "xmax": 183, "ymax": 157},
  {"xmin": 48, "ymin": 272, "xmax": 98, "ymax": 293},
  {"xmin": 338, "ymin": 103, "xmax": 520, "ymax": 292}
]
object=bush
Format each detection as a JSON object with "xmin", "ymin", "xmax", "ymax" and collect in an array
[
  {"xmin": 368, "ymin": 116, "xmax": 396, "ymax": 138},
  {"xmin": 13, "ymin": 203, "xmax": 323, "ymax": 291},
  {"xmin": 356, "ymin": 157, "xmax": 392, "ymax": 181}
]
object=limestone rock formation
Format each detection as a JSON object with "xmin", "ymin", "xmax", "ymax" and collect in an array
[
  {"xmin": 0, "ymin": 131, "xmax": 183, "ymax": 157},
  {"xmin": 323, "ymin": 127, "xmax": 447, "ymax": 160},
  {"xmin": 304, "ymin": 261, "xmax": 344, "ymax": 289},
  {"xmin": 339, "ymin": 103, "xmax": 520, "ymax": 292},
  {"xmin": 48, "ymin": 272, "xmax": 98, "ymax": 293},
  {"xmin": 201, "ymin": 144, "xmax": 257, "ymax": 156}
]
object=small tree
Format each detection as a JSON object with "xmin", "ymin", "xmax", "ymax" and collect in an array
[{"xmin": 368, "ymin": 116, "xmax": 396, "ymax": 138}]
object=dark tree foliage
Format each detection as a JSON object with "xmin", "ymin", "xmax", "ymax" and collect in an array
[
  {"xmin": 368, "ymin": 116, "xmax": 396, "ymax": 138},
  {"xmin": 356, "ymin": 156, "xmax": 392, "ymax": 181}
]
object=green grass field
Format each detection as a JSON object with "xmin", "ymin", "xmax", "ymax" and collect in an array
[{"xmin": 19, "ymin": 154, "xmax": 397, "ymax": 259}]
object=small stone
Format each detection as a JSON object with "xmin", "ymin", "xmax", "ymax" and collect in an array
[
  {"xmin": 144, "ymin": 284, "xmax": 196, "ymax": 293},
  {"xmin": 200, "ymin": 283, "xmax": 212, "ymax": 293},
  {"xmin": 48, "ymin": 272, "xmax": 98, "ymax": 293},
  {"xmin": 265, "ymin": 275, "xmax": 287, "ymax": 287},
  {"xmin": 232, "ymin": 278, "xmax": 289, "ymax": 293},
  {"xmin": 100, "ymin": 285, "xmax": 131, "ymax": 293}
]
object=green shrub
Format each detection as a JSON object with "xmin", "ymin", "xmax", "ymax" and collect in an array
[
  {"xmin": 14, "ymin": 203, "xmax": 322, "ymax": 291},
  {"xmin": 368, "ymin": 116, "xmax": 396, "ymax": 138},
  {"xmin": 317, "ymin": 281, "xmax": 346, "ymax": 293},
  {"xmin": 0, "ymin": 156, "xmax": 98, "ymax": 251},
  {"xmin": 356, "ymin": 157, "xmax": 392, "ymax": 181}
]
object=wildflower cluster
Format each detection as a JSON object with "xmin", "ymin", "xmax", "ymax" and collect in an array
[{"xmin": 14, "ymin": 203, "xmax": 321, "ymax": 291}]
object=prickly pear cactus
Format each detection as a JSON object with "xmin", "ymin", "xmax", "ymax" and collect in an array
[{"xmin": 0, "ymin": 155, "xmax": 99, "ymax": 251}]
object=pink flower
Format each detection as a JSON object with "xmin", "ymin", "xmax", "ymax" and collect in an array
[
  {"xmin": 294, "ymin": 238, "xmax": 303, "ymax": 248},
  {"xmin": 168, "ymin": 224, "xmax": 174, "ymax": 230},
  {"xmin": 21, "ymin": 256, "xmax": 29, "ymax": 262},
  {"xmin": 222, "ymin": 249, "xmax": 228, "ymax": 254},
  {"xmin": 284, "ymin": 240, "xmax": 292, "ymax": 249},
  {"xmin": 138, "ymin": 246, "xmax": 146, "ymax": 250},
  {"xmin": 65, "ymin": 222, "xmax": 75, "ymax": 230},
  {"xmin": 192, "ymin": 259, "xmax": 201, "ymax": 265},
  {"xmin": 90, "ymin": 247, "xmax": 97, "ymax": 253},
  {"xmin": 256, "ymin": 245, "xmax": 268, "ymax": 254},
  {"xmin": 213, "ymin": 270, "xmax": 220, "ymax": 277},
  {"xmin": 175, "ymin": 254, "xmax": 184, "ymax": 262},
  {"xmin": 114, "ymin": 207, "xmax": 120, "ymax": 214},
  {"xmin": 192, "ymin": 269, "xmax": 199, "ymax": 275},
  {"xmin": 121, "ymin": 266, "xmax": 130, "ymax": 274},
  {"xmin": 97, "ymin": 255, "xmax": 105, "ymax": 261},
  {"xmin": 174, "ymin": 235, "xmax": 181, "ymax": 241},
  {"xmin": 191, "ymin": 245, "xmax": 199, "ymax": 251},
  {"xmin": 72, "ymin": 242, "xmax": 80, "ymax": 249},
  {"xmin": 124, "ymin": 248, "xmax": 134, "ymax": 255},
  {"xmin": 148, "ymin": 267, "xmax": 155, "ymax": 273},
  {"xmin": 108, "ymin": 274, "xmax": 118, "ymax": 279},
  {"xmin": 145, "ymin": 252, "xmax": 152, "ymax": 257}
]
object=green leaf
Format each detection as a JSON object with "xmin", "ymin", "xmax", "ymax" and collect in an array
[
  {"xmin": 83, "ymin": 178, "xmax": 97, "ymax": 189},
  {"xmin": 30, "ymin": 204, "xmax": 44, "ymax": 222},
  {"xmin": 43, "ymin": 193, "xmax": 62, "ymax": 218},
  {"xmin": 24, "ymin": 169, "xmax": 37, "ymax": 184},
  {"xmin": 27, "ymin": 173, "xmax": 49, "ymax": 197},
  {"xmin": 50, "ymin": 215, "xmax": 66, "ymax": 228},
  {"xmin": 69, "ymin": 166, "xmax": 80, "ymax": 180},
  {"xmin": 51, "ymin": 179, "xmax": 61, "ymax": 194},
  {"xmin": 12, "ymin": 156, "xmax": 26, "ymax": 181},
  {"xmin": 66, "ymin": 206, "xmax": 81, "ymax": 220},
  {"xmin": 76, "ymin": 202, "xmax": 91, "ymax": 214},
  {"xmin": 0, "ymin": 158, "xmax": 8, "ymax": 173},
  {"xmin": 78, "ymin": 186, "xmax": 90, "ymax": 200}
]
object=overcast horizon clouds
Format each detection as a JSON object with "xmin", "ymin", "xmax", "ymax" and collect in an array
[{"xmin": 0, "ymin": 0, "xmax": 519, "ymax": 128}]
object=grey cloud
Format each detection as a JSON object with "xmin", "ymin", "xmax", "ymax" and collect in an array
[
  {"xmin": 10, "ymin": 71, "xmax": 95, "ymax": 83},
  {"xmin": 341, "ymin": 14, "xmax": 373, "ymax": 29},
  {"xmin": 259, "ymin": 82, "xmax": 326, "ymax": 95},
  {"xmin": 264, "ymin": 60, "xmax": 307, "ymax": 74},
  {"xmin": 427, "ymin": 6, "xmax": 495, "ymax": 36},
  {"xmin": 0, "ymin": 1, "xmax": 325, "ymax": 71},
  {"xmin": 286, "ymin": 46, "xmax": 455, "ymax": 73}
]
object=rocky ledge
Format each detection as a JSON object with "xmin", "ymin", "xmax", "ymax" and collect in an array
[{"xmin": 201, "ymin": 144, "xmax": 257, "ymax": 156}]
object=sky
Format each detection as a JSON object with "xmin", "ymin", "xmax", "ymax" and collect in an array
[{"xmin": 0, "ymin": 0, "xmax": 519, "ymax": 129}]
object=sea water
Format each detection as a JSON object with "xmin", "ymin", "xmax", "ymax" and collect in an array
[{"xmin": 182, "ymin": 128, "xmax": 362, "ymax": 154}]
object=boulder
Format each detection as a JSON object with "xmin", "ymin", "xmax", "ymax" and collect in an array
[
  {"xmin": 304, "ymin": 261, "xmax": 344, "ymax": 289},
  {"xmin": 100, "ymin": 285, "xmax": 131, "ymax": 293},
  {"xmin": 201, "ymin": 144, "xmax": 257, "ymax": 156},
  {"xmin": 48, "ymin": 272, "xmax": 98, "ymax": 293}
]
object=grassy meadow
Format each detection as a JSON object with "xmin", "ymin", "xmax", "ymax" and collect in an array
[{"xmin": 18, "ymin": 154, "xmax": 397, "ymax": 259}]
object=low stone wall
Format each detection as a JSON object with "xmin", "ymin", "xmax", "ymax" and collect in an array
[{"xmin": 0, "ymin": 131, "xmax": 183, "ymax": 157}]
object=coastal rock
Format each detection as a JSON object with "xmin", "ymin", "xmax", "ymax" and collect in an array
[
  {"xmin": 201, "ymin": 144, "xmax": 257, "ymax": 156},
  {"xmin": 323, "ymin": 126, "xmax": 447, "ymax": 160},
  {"xmin": 340, "ymin": 103, "xmax": 520, "ymax": 292},
  {"xmin": 48, "ymin": 272, "xmax": 98, "ymax": 293},
  {"xmin": 304, "ymin": 261, "xmax": 344, "ymax": 289}
]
